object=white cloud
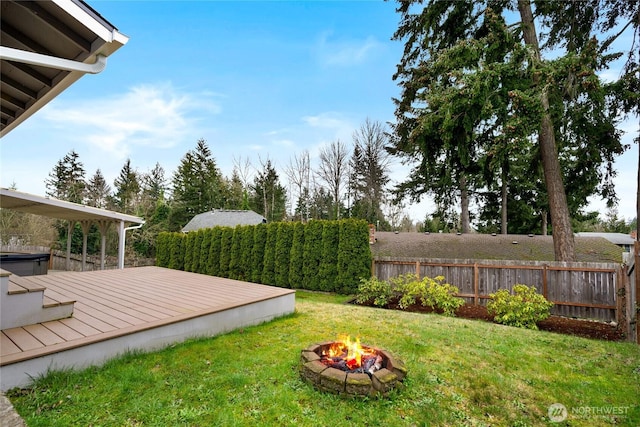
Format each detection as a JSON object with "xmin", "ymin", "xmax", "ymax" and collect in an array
[
  {"xmin": 42, "ymin": 83, "xmax": 221, "ymax": 159},
  {"xmin": 315, "ymin": 31, "xmax": 380, "ymax": 67}
]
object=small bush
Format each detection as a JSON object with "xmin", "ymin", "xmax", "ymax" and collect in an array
[
  {"xmin": 487, "ymin": 284, "xmax": 553, "ymax": 330},
  {"xmin": 397, "ymin": 275, "xmax": 464, "ymax": 316},
  {"xmin": 356, "ymin": 277, "xmax": 393, "ymax": 307}
]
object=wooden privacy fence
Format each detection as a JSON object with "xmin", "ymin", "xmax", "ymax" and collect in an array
[{"xmin": 373, "ymin": 256, "xmax": 631, "ymax": 328}]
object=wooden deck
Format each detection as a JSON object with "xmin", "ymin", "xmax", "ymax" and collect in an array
[{"xmin": 0, "ymin": 267, "xmax": 295, "ymax": 391}]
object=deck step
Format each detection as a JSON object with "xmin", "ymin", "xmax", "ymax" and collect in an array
[{"xmin": 1, "ymin": 270, "xmax": 75, "ymax": 330}]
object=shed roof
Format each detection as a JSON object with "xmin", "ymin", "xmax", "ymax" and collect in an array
[{"xmin": 182, "ymin": 210, "xmax": 266, "ymax": 232}]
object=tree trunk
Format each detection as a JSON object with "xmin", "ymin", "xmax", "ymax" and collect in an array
[
  {"xmin": 460, "ymin": 174, "xmax": 470, "ymax": 233},
  {"xmin": 501, "ymin": 168, "xmax": 508, "ymax": 234},
  {"xmin": 517, "ymin": 0, "xmax": 576, "ymax": 261},
  {"xmin": 541, "ymin": 210, "xmax": 548, "ymax": 236}
]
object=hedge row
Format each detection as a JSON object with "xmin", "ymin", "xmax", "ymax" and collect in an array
[{"xmin": 155, "ymin": 219, "xmax": 372, "ymax": 294}]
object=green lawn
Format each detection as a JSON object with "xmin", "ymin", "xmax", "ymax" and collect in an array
[{"xmin": 8, "ymin": 291, "xmax": 640, "ymax": 426}]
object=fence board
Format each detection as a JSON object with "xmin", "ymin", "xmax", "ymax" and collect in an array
[{"xmin": 373, "ymin": 256, "xmax": 621, "ymax": 323}]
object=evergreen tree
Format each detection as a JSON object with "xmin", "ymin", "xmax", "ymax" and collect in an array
[
  {"xmin": 218, "ymin": 227, "xmax": 233, "ymax": 278},
  {"xmin": 302, "ymin": 220, "xmax": 324, "ymax": 290},
  {"xmin": 199, "ymin": 228, "xmax": 212, "ymax": 274},
  {"xmin": 86, "ymin": 169, "xmax": 112, "ymax": 209},
  {"xmin": 274, "ymin": 222, "xmax": 294, "ymax": 288},
  {"xmin": 251, "ymin": 223, "xmax": 267, "ymax": 283},
  {"xmin": 170, "ymin": 139, "xmax": 224, "ymax": 230},
  {"xmin": 318, "ymin": 221, "xmax": 340, "ymax": 292},
  {"xmin": 228, "ymin": 226, "xmax": 243, "ymax": 280},
  {"xmin": 45, "ymin": 150, "xmax": 86, "ymax": 203},
  {"xmin": 251, "ymin": 159, "xmax": 287, "ymax": 222},
  {"xmin": 239, "ymin": 225, "xmax": 254, "ymax": 281},
  {"xmin": 261, "ymin": 222, "xmax": 278, "ymax": 285},
  {"xmin": 389, "ymin": 1, "xmax": 631, "ymax": 260},
  {"xmin": 207, "ymin": 227, "xmax": 222, "ymax": 277},
  {"xmin": 288, "ymin": 221, "xmax": 305, "ymax": 289},
  {"xmin": 336, "ymin": 219, "xmax": 372, "ymax": 294},
  {"xmin": 113, "ymin": 158, "xmax": 141, "ymax": 215}
]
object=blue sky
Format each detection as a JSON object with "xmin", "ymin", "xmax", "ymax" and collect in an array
[{"xmin": 0, "ymin": 0, "xmax": 637, "ymax": 223}]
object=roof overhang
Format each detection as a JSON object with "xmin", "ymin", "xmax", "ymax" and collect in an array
[
  {"xmin": 0, "ymin": 188, "xmax": 144, "ymax": 225},
  {"xmin": 0, "ymin": 0, "xmax": 129, "ymax": 137}
]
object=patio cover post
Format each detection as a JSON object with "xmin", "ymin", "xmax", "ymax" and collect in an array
[
  {"xmin": 66, "ymin": 221, "xmax": 74, "ymax": 271},
  {"xmin": 97, "ymin": 221, "xmax": 110, "ymax": 270},
  {"xmin": 80, "ymin": 220, "xmax": 92, "ymax": 271},
  {"xmin": 117, "ymin": 220, "xmax": 125, "ymax": 269}
]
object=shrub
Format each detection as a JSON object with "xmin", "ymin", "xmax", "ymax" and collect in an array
[
  {"xmin": 274, "ymin": 222, "xmax": 294, "ymax": 288},
  {"xmin": 207, "ymin": 227, "xmax": 222, "ymax": 277},
  {"xmin": 251, "ymin": 224, "xmax": 267, "ymax": 283},
  {"xmin": 397, "ymin": 275, "xmax": 464, "ymax": 316},
  {"xmin": 288, "ymin": 222, "xmax": 305, "ymax": 288},
  {"xmin": 218, "ymin": 227, "xmax": 233, "ymax": 278},
  {"xmin": 261, "ymin": 222, "xmax": 278, "ymax": 286},
  {"xmin": 302, "ymin": 220, "xmax": 324, "ymax": 291},
  {"xmin": 318, "ymin": 221, "xmax": 340, "ymax": 292},
  {"xmin": 336, "ymin": 219, "xmax": 372, "ymax": 294},
  {"xmin": 356, "ymin": 277, "xmax": 393, "ymax": 307},
  {"xmin": 487, "ymin": 284, "xmax": 553, "ymax": 330}
]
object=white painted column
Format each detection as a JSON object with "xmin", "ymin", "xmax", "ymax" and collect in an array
[{"xmin": 117, "ymin": 220, "xmax": 125, "ymax": 269}]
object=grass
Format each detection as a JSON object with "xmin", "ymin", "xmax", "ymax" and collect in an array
[{"xmin": 7, "ymin": 292, "xmax": 640, "ymax": 426}]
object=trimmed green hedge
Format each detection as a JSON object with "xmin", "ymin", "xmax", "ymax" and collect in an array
[{"xmin": 156, "ymin": 218, "xmax": 372, "ymax": 294}]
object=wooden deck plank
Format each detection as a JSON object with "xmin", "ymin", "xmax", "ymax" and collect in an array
[
  {"xmin": 42, "ymin": 288, "xmax": 75, "ymax": 306},
  {"xmin": 47, "ymin": 275, "xmax": 188, "ymax": 318},
  {"xmin": 0, "ymin": 333, "xmax": 21, "ymax": 356},
  {"xmin": 23, "ymin": 324, "xmax": 65, "ymax": 346},
  {"xmin": 3, "ymin": 328, "xmax": 44, "ymax": 352},
  {"xmin": 58, "ymin": 317, "xmax": 102, "ymax": 337},
  {"xmin": 7, "ymin": 282, "xmax": 27, "ymax": 294},
  {"xmin": 7, "ymin": 276, "xmax": 45, "ymax": 293},
  {"xmin": 36, "ymin": 275, "xmax": 186, "ymax": 321},
  {"xmin": 41, "ymin": 320, "xmax": 84, "ymax": 341}
]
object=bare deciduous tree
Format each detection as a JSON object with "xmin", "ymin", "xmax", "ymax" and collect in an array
[
  {"xmin": 316, "ymin": 140, "xmax": 349, "ymax": 219},
  {"xmin": 284, "ymin": 150, "xmax": 311, "ymax": 221}
]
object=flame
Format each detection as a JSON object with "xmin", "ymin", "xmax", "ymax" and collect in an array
[{"xmin": 323, "ymin": 335, "xmax": 372, "ymax": 369}]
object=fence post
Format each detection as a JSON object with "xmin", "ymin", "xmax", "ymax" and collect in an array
[
  {"xmin": 542, "ymin": 265, "xmax": 548, "ymax": 300},
  {"xmin": 616, "ymin": 265, "xmax": 626, "ymax": 336},
  {"xmin": 635, "ymin": 242, "xmax": 640, "ymax": 344},
  {"xmin": 371, "ymin": 258, "xmax": 376, "ymax": 278},
  {"xmin": 416, "ymin": 261, "xmax": 421, "ymax": 279},
  {"xmin": 474, "ymin": 263, "xmax": 479, "ymax": 305}
]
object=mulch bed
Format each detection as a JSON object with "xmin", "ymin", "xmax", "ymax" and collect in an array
[{"xmin": 357, "ymin": 299, "xmax": 625, "ymax": 341}]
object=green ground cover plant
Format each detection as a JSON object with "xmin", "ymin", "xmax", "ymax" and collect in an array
[{"xmin": 7, "ymin": 292, "xmax": 639, "ymax": 427}]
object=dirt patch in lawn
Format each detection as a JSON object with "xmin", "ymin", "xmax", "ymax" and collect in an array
[{"xmin": 358, "ymin": 299, "xmax": 625, "ymax": 341}]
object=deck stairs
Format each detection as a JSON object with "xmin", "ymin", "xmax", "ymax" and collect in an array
[{"xmin": 0, "ymin": 269, "xmax": 75, "ymax": 330}]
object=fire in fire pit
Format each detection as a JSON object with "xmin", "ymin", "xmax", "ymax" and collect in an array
[
  {"xmin": 319, "ymin": 336, "xmax": 382, "ymax": 375},
  {"xmin": 300, "ymin": 336, "xmax": 407, "ymax": 397}
]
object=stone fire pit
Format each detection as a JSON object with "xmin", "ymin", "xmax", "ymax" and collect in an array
[{"xmin": 300, "ymin": 339, "xmax": 407, "ymax": 396}]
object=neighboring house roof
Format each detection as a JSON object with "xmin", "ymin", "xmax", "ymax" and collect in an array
[
  {"xmin": 371, "ymin": 232, "xmax": 626, "ymax": 263},
  {"xmin": 0, "ymin": 0, "xmax": 129, "ymax": 136},
  {"xmin": 182, "ymin": 210, "xmax": 266, "ymax": 232},
  {"xmin": 575, "ymin": 232, "xmax": 635, "ymax": 246}
]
